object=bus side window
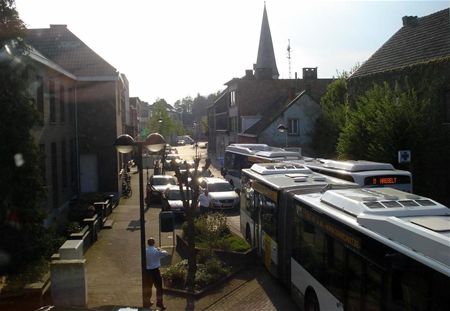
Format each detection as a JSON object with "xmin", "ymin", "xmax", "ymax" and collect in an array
[
  {"xmin": 366, "ymin": 265, "xmax": 383, "ymax": 311},
  {"xmin": 346, "ymin": 251, "xmax": 363, "ymax": 311}
]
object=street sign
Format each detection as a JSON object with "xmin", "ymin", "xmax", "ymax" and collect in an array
[{"xmin": 398, "ymin": 150, "xmax": 411, "ymax": 164}]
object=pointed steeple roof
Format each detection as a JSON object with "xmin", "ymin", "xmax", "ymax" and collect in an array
[{"xmin": 254, "ymin": 3, "xmax": 279, "ymax": 79}]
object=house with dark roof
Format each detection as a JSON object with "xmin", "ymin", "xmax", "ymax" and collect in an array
[
  {"xmin": 207, "ymin": 4, "xmax": 332, "ymax": 159},
  {"xmin": 349, "ymin": 9, "xmax": 450, "ymax": 124},
  {"xmin": 348, "ymin": 8, "xmax": 450, "ymax": 204},
  {"xmin": 26, "ymin": 24, "xmax": 129, "ymax": 199},
  {"xmin": 239, "ymin": 91, "xmax": 321, "ymax": 155}
]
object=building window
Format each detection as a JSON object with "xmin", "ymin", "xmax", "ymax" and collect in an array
[
  {"xmin": 49, "ymin": 81, "xmax": 56, "ymax": 123},
  {"xmin": 69, "ymin": 87, "xmax": 75, "ymax": 124},
  {"xmin": 39, "ymin": 144, "xmax": 46, "ymax": 183},
  {"xmin": 61, "ymin": 141, "xmax": 68, "ymax": 188},
  {"xmin": 60, "ymin": 85, "xmax": 65, "ymax": 123},
  {"xmin": 288, "ymin": 118, "xmax": 299, "ymax": 135},
  {"xmin": 230, "ymin": 116, "xmax": 239, "ymax": 133},
  {"xmin": 36, "ymin": 75, "xmax": 44, "ymax": 114},
  {"xmin": 51, "ymin": 142, "xmax": 58, "ymax": 208},
  {"xmin": 230, "ymin": 91, "xmax": 236, "ymax": 106},
  {"xmin": 70, "ymin": 139, "xmax": 77, "ymax": 191}
]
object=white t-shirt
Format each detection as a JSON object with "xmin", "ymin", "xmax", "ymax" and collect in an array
[{"xmin": 198, "ymin": 192, "xmax": 211, "ymax": 207}]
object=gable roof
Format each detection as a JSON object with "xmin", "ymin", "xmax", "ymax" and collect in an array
[
  {"xmin": 243, "ymin": 91, "xmax": 308, "ymax": 136},
  {"xmin": 351, "ymin": 8, "xmax": 450, "ymax": 78},
  {"xmin": 26, "ymin": 25, "xmax": 118, "ymax": 79}
]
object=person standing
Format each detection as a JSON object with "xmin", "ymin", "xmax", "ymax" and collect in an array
[
  {"xmin": 145, "ymin": 237, "xmax": 168, "ymax": 309},
  {"xmin": 198, "ymin": 189, "xmax": 211, "ymax": 214}
]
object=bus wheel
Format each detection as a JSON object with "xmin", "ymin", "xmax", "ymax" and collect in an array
[
  {"xmin": 245, "ymin": 225, "xmax": 252, "ymax": 245},
  {"xmin": 305, "ymin": 290, "xmax": 320, "ymax": 311}
]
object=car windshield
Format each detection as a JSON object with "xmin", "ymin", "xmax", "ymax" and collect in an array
[
  {"xmin": 208, "ymin": 182, "xmax": 234, "ymax": 192},
  {"xmin": 153, "ymin": 177, "xmax": 176, "ymax": 186}
]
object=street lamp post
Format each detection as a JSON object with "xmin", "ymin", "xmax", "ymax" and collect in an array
[
  {"xmin": 193, "ymin": 121, "xmax": 198, "ymax": 159},
  {"xmin": 114, "ymin": 133, "xmax": 166, "ymax": 307},
  {"xmin": 277, "ymin": 124, "xmax": 288, "ymax": 148}
]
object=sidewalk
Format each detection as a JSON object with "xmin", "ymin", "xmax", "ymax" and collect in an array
[{"xmin": 83, "ymin": 167, "xmax": 252, "ymax": 310}]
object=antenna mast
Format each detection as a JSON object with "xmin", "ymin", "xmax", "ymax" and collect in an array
[{"xmin": 287, "ymin": 39, "xmax": 292, "ymax": 79}]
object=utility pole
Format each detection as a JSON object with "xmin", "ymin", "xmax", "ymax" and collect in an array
[{"xmin": 287, "ymin": 39, "xmax": 292, "ymax": 79}]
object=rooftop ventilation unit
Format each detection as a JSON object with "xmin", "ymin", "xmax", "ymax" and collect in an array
[
  {"xmin": 321, "ymin": 188, "xmax": 448, "ymax": 218},
  {"xmin": 318, "ymin": 159, "xmax": 394, "ymax": 172},
  {"xmin": 250, "ymin": 163, "xmax": 312, "ymax": 175}
]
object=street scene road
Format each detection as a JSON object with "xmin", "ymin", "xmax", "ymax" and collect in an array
[
  {"xmin": 79, "ymin": 142, "xmax": 298, "ymax": 310},
  {"xmin": 174, "ymin": 144, "xmax": 241, "ymax": 237}
]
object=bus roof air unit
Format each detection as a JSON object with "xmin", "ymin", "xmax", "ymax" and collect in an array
[{"xmin": 250, "ymin": 163, "xmax": 312, "ymax": 175}]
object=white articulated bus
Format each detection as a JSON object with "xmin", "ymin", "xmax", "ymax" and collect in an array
[
  {"xmin": 240, "ymin": 163, "xmax": 449, "ymax": 311},
  {"xmin": 222, "ymin": 144, "xmax": 301, "ymax": 189},
  {"xmin": 239, "ymin": 162, "xmax": 358, "ymax": 281},
  {"xmin": 288, "ymin": 158, "xmax": 413, "ymax": 193}
]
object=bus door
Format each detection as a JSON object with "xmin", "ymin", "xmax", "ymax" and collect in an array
[
  {"xmin": 254, "ymin": 185, "xmax": 279, "ymax": 277},
  {"xmin": 277, "ymin": 190, "xmax": 298, "ymax": 287}
]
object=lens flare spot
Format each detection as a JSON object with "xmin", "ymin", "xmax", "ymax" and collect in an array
[{"xmin": 14, "ymin": 153, "xmax": 25, "ymax": 167}]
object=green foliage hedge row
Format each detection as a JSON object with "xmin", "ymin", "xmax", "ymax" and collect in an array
[{"xmin": 312, "ymin": 58, "xmax": 450, "ymax": 202}]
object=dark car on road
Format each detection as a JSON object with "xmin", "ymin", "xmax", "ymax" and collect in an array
[
  {"xmin": 164, "ymin": 154, "xmax": 182, "ymax": 170},
  {"xmin": 145, "ymin": 175, "xmax": 177, "ymax": 205}
]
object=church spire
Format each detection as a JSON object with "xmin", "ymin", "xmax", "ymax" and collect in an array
[{"xmin": 254, "ymin": 3, "xmax": 279, "ymax": 79}]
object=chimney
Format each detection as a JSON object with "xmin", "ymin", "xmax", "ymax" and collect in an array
[
  {"xmin": 244, "ymin": 69, "xmax": 254, "ymax": 79},
  {"xmin": 402, "ymin": 16, "xmax": 418, "ymax": 27},
  {"xmin": 303, "ymin": 67, "xmax": 317, "ymax": 80},
  {"xmin": 50, "ymin": 24, "xmax": 67, "ymax": 30}
]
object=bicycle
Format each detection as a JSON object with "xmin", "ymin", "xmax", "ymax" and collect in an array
[{"xmin": 122, "ymin": 172, "xmax": 132, "ymax": 198}]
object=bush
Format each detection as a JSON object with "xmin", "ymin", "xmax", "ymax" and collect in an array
[
  {"xmin": 162, "ymin": 260, "xmax": 187, "ymax": 288},
  {"xmin": 162, "ymin": 254, "xmax": 231, "ymax": 290},
  {"xmin": 181, "ymin": 213, "xmax": 250, "ymax": 252}
]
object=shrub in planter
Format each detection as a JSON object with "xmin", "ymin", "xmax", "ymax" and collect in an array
[
  {"xmin": 162, "ymin": 260, "xmax": 187, "ymax": 289},
  {"xmin": 65, "ymin": 221, "xmax": 82, "ymax": 236},
  {"xmin": 163, "ymin": 253, "xmax": 231, "ymax": 290}
]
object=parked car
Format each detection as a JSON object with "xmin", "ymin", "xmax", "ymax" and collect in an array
[
  {"xmin": 164, "ymin": 154, "xmax": 182, "ymax": 170},
  {"xmin": 176, "ymin": 139, "xmax": 185, "ymax": 146},
  {"xmin": 145, "ymin": 175, "xmax": 177, "ymax": 205},
  {"xmin": 198, "ymin": 177, "xmax": 239, "ymax": 210},
  {"xmin": 162, "ymin": 185, "xmax": 197, "ymax": 216},
  {"xmin": 183, "ymin": 136, "xmax": 195, "ymax": 144}
]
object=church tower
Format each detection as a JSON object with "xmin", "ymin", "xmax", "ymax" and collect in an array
[{"xmin": 254, "ymin": 3, "xmax": 279, "ymax": 80}]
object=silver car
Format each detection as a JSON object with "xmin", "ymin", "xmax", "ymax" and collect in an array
[{"xmin": 199, "ymin": 177, "xmax": 239, "ymax": 210}]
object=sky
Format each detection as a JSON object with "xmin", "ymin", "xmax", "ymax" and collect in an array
[{"xmin": 15, "ymin": 0, "xmax": 449, "ymax": 106}]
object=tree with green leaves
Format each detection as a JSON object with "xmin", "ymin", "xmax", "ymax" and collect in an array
[
  {"xmin": 311, "ymin": 75, "xmax": 349, "ymax": 157},
  {"xmin": 171, "ymin": 157, "xmax": 211, "ymax": 291},
  {"xmin": 0, "ymin": 0, "xmax": 51, "ymax": 274},
  {"xmin": 337, "ymin": 82, "xmax": 448, "ymax": 199},
  {"xmin": 145, "ymin": 99, "xmax": 175, "ymax": 142}
]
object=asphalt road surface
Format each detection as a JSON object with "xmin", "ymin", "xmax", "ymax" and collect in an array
[{"xmin": 173, "ymin": 144, "xmax": 242, "ymax": 237}]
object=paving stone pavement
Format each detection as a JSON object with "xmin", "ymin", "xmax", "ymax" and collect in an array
[{"xmin": 84, "ymin": 166, "xmax": 298, "ymax": 310}]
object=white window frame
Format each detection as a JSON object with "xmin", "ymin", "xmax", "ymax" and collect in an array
[{"xmin": 288, "ymin": 118, "xmax": 299, "ymax": 135}]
